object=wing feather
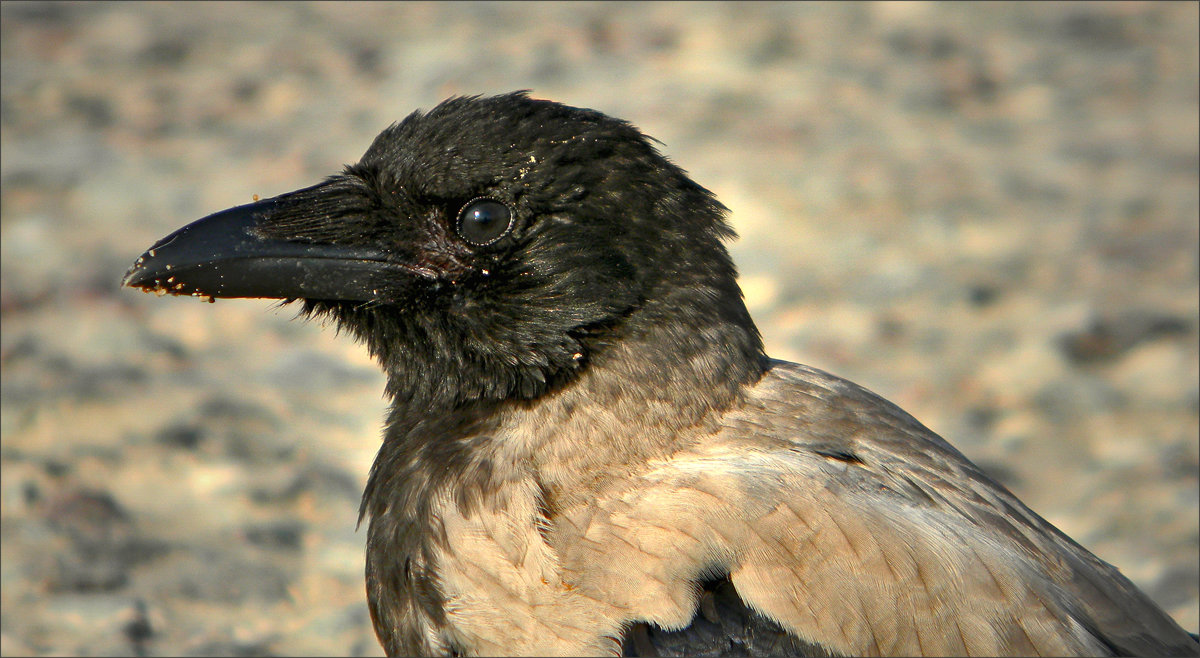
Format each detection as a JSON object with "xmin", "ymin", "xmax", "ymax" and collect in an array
[{"xmin": 608, "ymin": 361, "xmax": 1196, "ymax": 656}]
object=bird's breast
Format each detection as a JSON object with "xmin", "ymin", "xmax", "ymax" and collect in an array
[
  {"xmin": 422, "ymin": 455, "xmax": 751, "ymax": 656},
  {"xmin": 426, "ymin": 477, "xmax": 627, "ymax": 656}
]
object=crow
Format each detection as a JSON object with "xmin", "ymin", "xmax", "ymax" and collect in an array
[{"xmin": 123, "ymin": 92, "xmax": 1199, "ymax": 657}]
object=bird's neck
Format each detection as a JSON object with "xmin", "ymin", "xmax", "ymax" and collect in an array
[
  {"xmin": 529, "ymin": 289, "xmax": 769, "ymax": 494},
  {"xmin": 383, "ymin": 284, "xmax": 768, "ymax": 509}
]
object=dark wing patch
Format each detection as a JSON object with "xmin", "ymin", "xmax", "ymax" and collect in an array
[
  {"xmin": 809, "ymin": 445, "xmax": 865, "ymax": 465},
  {"xmin": 621, "ymin": 578, "xmax": 841, "ymax": 657}
]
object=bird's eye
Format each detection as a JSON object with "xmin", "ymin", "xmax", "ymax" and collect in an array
[{"xmin": 456, "ymin": 198, "xmax": 513, "ymax": 246}]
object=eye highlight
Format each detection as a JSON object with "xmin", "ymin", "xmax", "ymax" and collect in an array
[{"xmin": 456, "ymin": 198, "xmax": 513, "ymax": 246}]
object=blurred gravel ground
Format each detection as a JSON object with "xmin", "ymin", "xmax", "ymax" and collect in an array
[{"xmin": 1, "ymin": 2, "xmax": 1197, "ymax": 656}]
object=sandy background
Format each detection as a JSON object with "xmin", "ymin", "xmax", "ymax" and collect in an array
[{"xmin": 2, "ymin": 2, "xmax": 1197, "ymax": 655}]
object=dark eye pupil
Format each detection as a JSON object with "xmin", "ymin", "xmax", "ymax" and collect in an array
[{"xmin": 457, "ymin": 199, "xmax": 512, "ymax": 246}]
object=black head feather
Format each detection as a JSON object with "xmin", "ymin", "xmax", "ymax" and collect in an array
[{"xmin": 256, "ymin": 92, "xmax": 764, "ymax": 411}]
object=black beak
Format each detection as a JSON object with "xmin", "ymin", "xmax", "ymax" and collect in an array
[{"xmin": 122, "ymin": 182, "xmax": 421, "ymax": 302}]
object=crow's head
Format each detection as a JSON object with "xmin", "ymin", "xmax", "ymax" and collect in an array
[{"xmin": 124, "ymin": 92, "xmax": 763, "ymax": 408}]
